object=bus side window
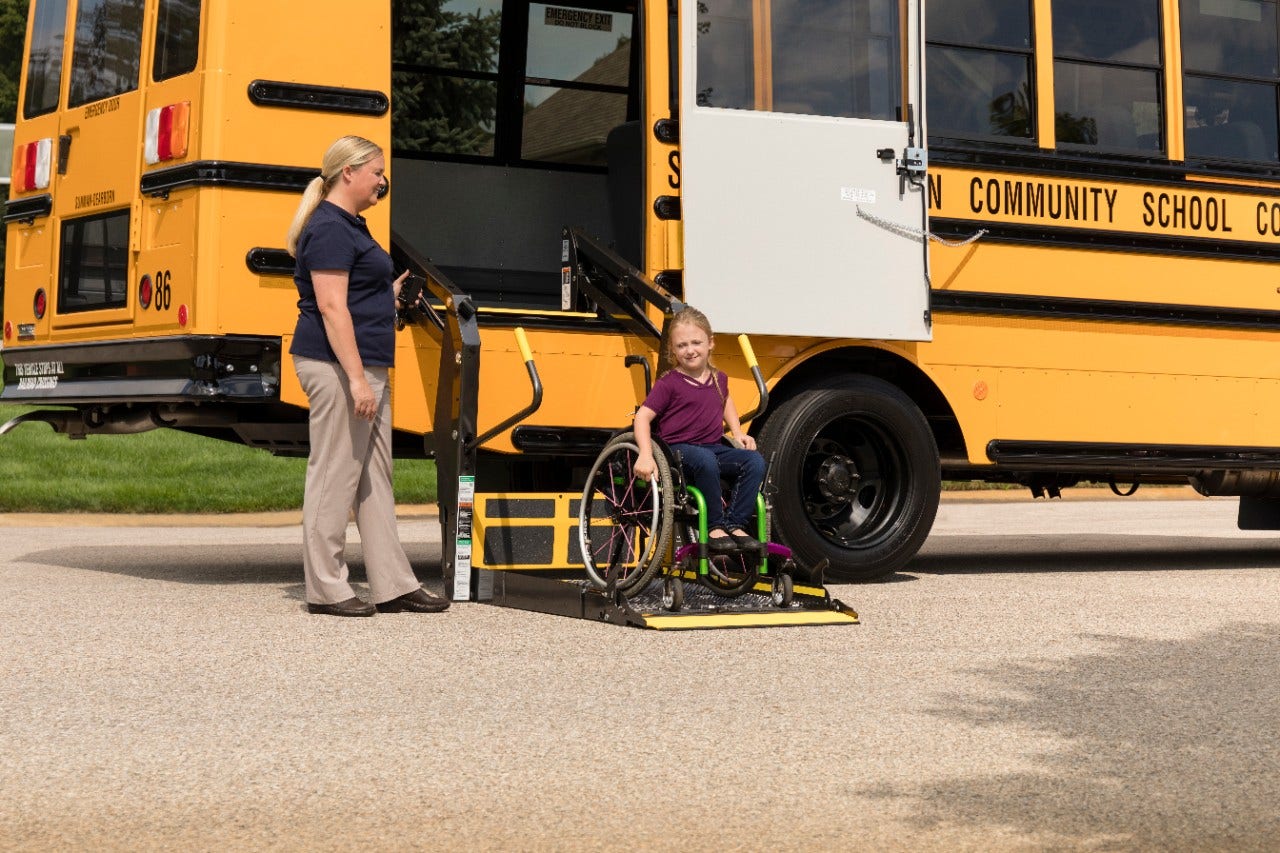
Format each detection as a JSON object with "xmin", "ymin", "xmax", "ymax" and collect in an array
[
  {"xmin": 926, "ymin": 0, "xmax": 1034, "ymax": 142},
  {"xmin": 68, "ymin": 0, "xmax": 146, "ymax": 107},
  {"xmin": 154, "ymin": 0, "xmax": 202, "ymax": 81},
  {"xmin": 1180, "ymin": 0, "xmax": 1280, "ymax": 164},
  {"xmin": 22, "ymin": 0, "xmax": 68, "ymax": 119},
  {"xmin": 1052, "ymin": 0, "xmax": 1162, "ymax": 154}
]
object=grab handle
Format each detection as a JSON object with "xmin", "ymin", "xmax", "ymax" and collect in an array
[
  {"xmin": 736, "ymin": 334, "xmax": 769, "ymax": 424},
  {"xmin": 466, "ymin": 327, "xmax": 544, "ymax": 451}
]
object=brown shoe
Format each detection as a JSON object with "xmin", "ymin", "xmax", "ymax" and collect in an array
[
  {"xmin": 307, "ymin": 596, "xmax": 376, "ymax": 617},
  {"xmin": 376, "ymin": 587, "xmax": 451, "ymax": 613}
]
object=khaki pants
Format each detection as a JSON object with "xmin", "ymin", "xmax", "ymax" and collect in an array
[{"xmin": 295, "ymin": 356, "xmax": 420, "ymax": 605}]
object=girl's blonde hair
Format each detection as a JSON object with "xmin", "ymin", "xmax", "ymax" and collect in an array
[
  {"xmin": 285, "ymin": 135, "xmax": 383, "ymax": 256},
  {"xmin": 662, "ymin": 305, "xmax": 717, "ymax": 373}
]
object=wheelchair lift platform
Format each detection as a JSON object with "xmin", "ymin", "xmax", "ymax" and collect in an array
[
  {"xmin": 464, "ymin": 491, "xmax": 860, "ymax": 630},
  {"xmin": 482, "ymin": 569, "xmax": 858, "ymax": 630}
]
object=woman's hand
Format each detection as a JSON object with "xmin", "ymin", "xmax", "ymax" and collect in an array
[
  {"xmin": 349, "ymin": 374, "xmax": 377, "ymax": 421},
  {"xmin": 393, "ymin": 269, "xmax": 411, "ymax": 300}
]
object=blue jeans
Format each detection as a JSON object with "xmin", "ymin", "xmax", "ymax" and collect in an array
[{"xmin": 671, "ymin": 442, "xmax": 766, "ymax": 533}]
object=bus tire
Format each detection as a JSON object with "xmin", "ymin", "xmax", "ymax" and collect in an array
[{"xmin": 757, "ymin": 376, "xmax": 940, "ymax": 582}]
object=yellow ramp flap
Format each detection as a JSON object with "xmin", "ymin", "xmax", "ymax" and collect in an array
[{"xmin": 639, "ymin": 606, "xmax": 860, "ymax": 631}]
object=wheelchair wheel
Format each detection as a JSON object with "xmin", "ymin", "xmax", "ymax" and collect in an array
[
  {"xmin": 770, "ymin": 573, "xmax": 794, "ymax": 607},
  {"xmin": 579, "ymin": 431, "xmax": 674, "ymax": 596},
  {"xmin": 662, "ymin": 575, "xmax": 684, "ymax": 612}
]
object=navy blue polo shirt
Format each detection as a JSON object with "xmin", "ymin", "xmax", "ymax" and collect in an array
[{"xmin": 290, "ymin": 201, "xmax": 396, "ymax": 367}]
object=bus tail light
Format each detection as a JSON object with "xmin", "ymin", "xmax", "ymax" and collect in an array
[
  {"xmin": 33, "ymin": 289, "xmax": 48, "ymax": 320},
  {"xmin": 145, "ymin": 102, "xmax": 190, "ymax": 165},
  {"xmin": 12, "ymin": 138, "xmax": 52, "ymax": 192}
]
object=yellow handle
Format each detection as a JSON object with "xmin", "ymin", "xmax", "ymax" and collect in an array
[
  {"xmin": 514, "ymin": 327, "xmax": 533, "ymax": 364},
  {"xmin": 737, "ymin": 334, "xmax": 758, "ymax": 369}
]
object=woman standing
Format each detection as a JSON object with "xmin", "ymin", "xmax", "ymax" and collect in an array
[{"xmin": 285, "ymin": 135, "xmax": 448, "ymax": 617}]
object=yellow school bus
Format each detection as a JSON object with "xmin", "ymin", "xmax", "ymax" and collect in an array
[{"xmin": 7, "ymin": 0, "xmax": 1280, "ymax": 587}]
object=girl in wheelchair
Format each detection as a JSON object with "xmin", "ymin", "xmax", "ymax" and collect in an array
[{"xmin": 631, "ymin": 307, "xmax": 766, "ymax": 553}]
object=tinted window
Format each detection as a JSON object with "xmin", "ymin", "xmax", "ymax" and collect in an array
[
  {"xmin": 1055, "ymin": 62, "xmax": 1161, "ymax": 150},
  {"xmin": 925, "ymin": 0, "xmax": 1034, "ymax": 141},
  {"xmin": 697, "ymin": 0, "xmax": 900, "ymax": 119},
  {"xmin": 59, "ymin": 210, "xmax": 129, "ymax": 314},
  {"xmin": 695, "ymin": 0, "xmax": 754, "ymax": 109},
  {"xmin": 1181, "ymin": 0, "xmax": 1280, "ymax": 162},
  {"xmin": 1184, "ymin": 76, "xmax": 1279, "ymax": 161},
  {"xmin": 68, "ymin": 0, "xmax": 145, "ymax": 107},
  {"xmin": 1053, "ymin": 0, "xmax": 1163, "ymax": 153},
  {"xmin": 1053, "ymin": 0, "xmax": 1160, "ymax": 63},
  {"xmin": 1181, "ymin": 0, "xmax": 1277, "ymax": 78},
  {"xmin": 928, "ymin": 0, "xmax": 1031, "ymax": 49},
  {"xmin": 154, "ymin": 0, "xmax": 201, "ymax": 81},
  {"xmin": 927, "ymin": 47, "xmax": 1033, "ymax": 139},
  {"xmin": 22, "ymin": 0, "xmax": 68, "ymax": 119}
]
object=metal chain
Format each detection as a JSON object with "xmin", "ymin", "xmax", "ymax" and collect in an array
[{"xmin": 856, "ymin": 205, "xmax": 988, "ymax": 247}]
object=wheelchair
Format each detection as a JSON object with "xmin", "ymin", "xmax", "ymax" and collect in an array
[{"xmin": 577, "ymin": 430, "xmax": 798, "ymax": 611}]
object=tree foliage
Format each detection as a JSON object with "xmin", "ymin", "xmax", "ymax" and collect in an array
[
  {"xmin": 0, "ymin": 0, "xmax": 23, "ymax": 122},
  {"xmin": 391, "ymin": 0, "xmax": 501, "ymax": 156},
  {"xmin": 0, "ymin": 0, "xmax": 23, "ymax": 301}
]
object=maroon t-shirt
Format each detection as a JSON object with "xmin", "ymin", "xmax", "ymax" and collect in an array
[{"xmin": 642, "ymin": 369, "xmax": 728, "ymax": 445}]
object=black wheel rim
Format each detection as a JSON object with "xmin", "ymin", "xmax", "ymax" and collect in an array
[{"xmin": 798, "ymin": 412, "xmax": 908, "ymax": 551}]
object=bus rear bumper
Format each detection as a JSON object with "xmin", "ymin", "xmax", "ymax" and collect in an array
[
  {"xmin": 0, "ymin": 335, "xmax": 296, "ymax": 444},
  {"xmin": 1, "ymin": 335, "xmax": 283, "ymax": 404}
]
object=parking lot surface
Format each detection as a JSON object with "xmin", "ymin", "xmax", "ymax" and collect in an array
[{"xmin": 2, "ymin": 494, "xmax": 1278, "ymax": 851}]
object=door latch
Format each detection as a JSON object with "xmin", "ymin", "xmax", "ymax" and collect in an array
[
  {"xmin": 896, "ymin": 147, "xmax": 927, "ymax": 196},
  {"xmin": 897, "ymin": 147, "xmax": 927, "ymax": 176}
]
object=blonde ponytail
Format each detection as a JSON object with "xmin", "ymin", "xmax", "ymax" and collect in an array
[
  {"xmin": 285, "ymin": 176, "xmax": 327, "ymax": 257},
  {"xmin": 284, "ymin": 135, "xmax": 384, "ymax": 257}
]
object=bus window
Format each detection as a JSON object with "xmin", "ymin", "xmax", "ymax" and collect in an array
[
  {"xmin": 1181, "ymin": 0, "xmax": 1280, "ymax": 163},
  {"xmin": 1052, "ymin": 0, "xmax": 1163, "ymax": 153},
  {"xmin": 68, "ymin": 0, "xmax": 145, "ymax": 107},
  {"xmin": 696, "ymin": 0, "xmax": 900, "ymax": 119},
  {"xmin": 695, "ymin": 0, "xmax": 753, "ymax": 109},
  {"xmin": 58, "ymin": 210, "xmax": 129, "ymax": 314},
  {"xmin": 22, "ymin": 0, "xmax": 67, "ymax": 119},
  {"xmin": 926, "ymin": 0, "xmax": 1033, "ymax": 141},
  {"xmin": 521, "ymin": 3, "xmax": 633, "ymax": 165},
  {"xmin": 392, "ymin": 0, "xmax": 502, "ymax": 158},
  {"xmin": 773, "ymin": 0, "xmax": 899, "ymax": 118},
  {"xmin": 154, "ymin": 0, "xmax": 202, "ymax": 81}
]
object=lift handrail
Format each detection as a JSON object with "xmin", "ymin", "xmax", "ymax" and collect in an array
[
  {"xmin": 736, "ymin": 334, "xmax": 769, "ymax": 424},
  {"xmin": 467, "ymin": 328, "xmax": 543, "ymax": 452}
]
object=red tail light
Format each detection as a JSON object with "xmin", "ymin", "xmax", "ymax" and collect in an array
[
  {"xmin": 12, "ymin": 138, "xmax": 52, "ymax": 192},
  {"xmin": 33, "ymin": 288, "xmax": 47, "ymax": 320},
  {"xmin": 145, "ymin": 102, "xmax": 190, "ymax": 165}
]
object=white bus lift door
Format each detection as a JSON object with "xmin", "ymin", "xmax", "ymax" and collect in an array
[{"xmin": 678, "ymin": 0, "xmax": 930, "ymax": 342}]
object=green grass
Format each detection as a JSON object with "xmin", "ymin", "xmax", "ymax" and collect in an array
[{"xmin": 0, "ymin": 404, "xmax": 437, "ymax": 513}]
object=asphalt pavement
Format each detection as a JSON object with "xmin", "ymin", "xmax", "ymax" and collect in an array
[{"xmin": 2, "ymin": 493, "xmax": 1278, "ymax": 851}]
